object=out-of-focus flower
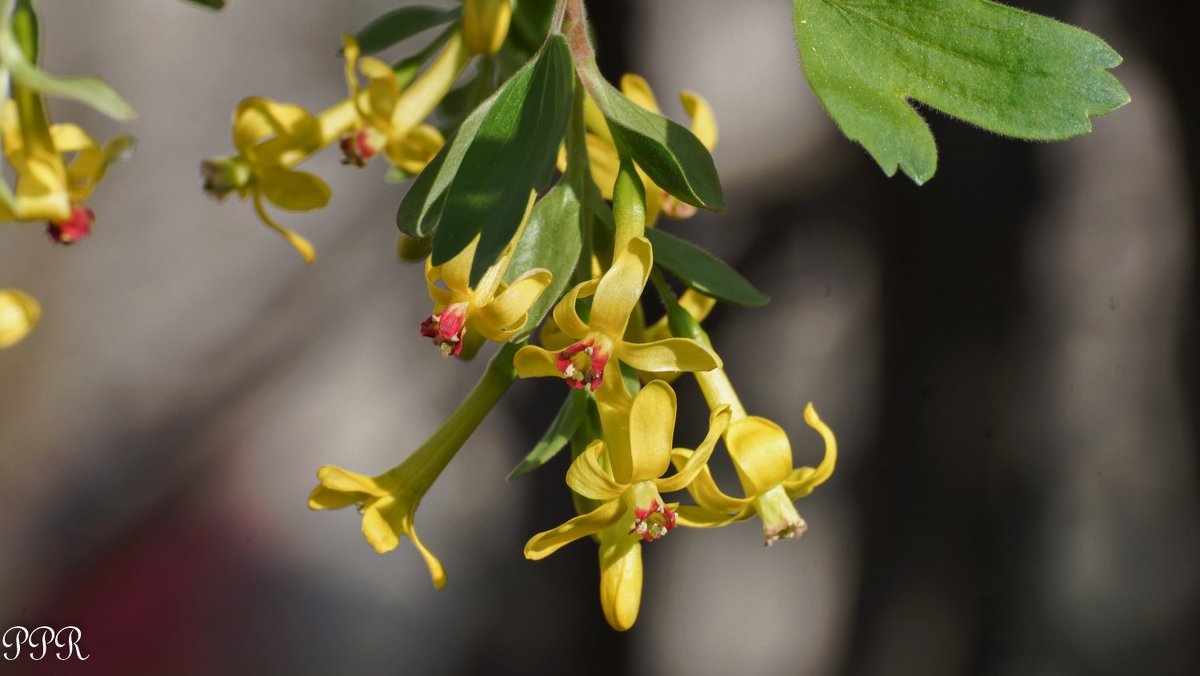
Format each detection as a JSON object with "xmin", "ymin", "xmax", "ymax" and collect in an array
[
  {"xmin": 514, "ymin": 237, "xmax": 720, "ymax": 391},
  {"xmin": 462, "ymin": 0, "xmax": 512, "ymax": 56},
  {"xmin": 1, "ymin": 100, "xmax": 130, "ymax": 241},
  {"xmin": 309, "ymin": 464, "xmax": 447, "ymax": 588},
  {"xmin": 202, "ymin": 98, "xmax": 331, "ymax": 263},
  {"xmin": 0, "ymin": 288, "xmax": 40, "ymax": 349},
  {"xmin": 340, "ymin": 35, "xmax": 452, "ymax": 172},
  {"xmin": 674, "ymin": 403, "xmax": 837, "ymax": 545},
  {"xmin": 422, "ymin": 230, "xmax": 551, "ymax": 359},
  {"xmin": 524, "ymin": 379, "xmax": 730, "ymax": 559},
  {"xmin": 568, "ymin": 74, "xmax": 718, "ymax": 225}
]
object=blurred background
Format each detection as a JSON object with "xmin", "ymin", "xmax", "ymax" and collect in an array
[{"xmin": 1, "ymin": 0, "xmax": 1196, "ymax": 674}]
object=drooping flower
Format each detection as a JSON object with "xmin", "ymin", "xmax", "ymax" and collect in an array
[
  {"xmin": 0, "ymin": 100, "xmax": 130, "ymax": 240},
  {"xmin": 340, "ymin": 35, "xmax": 453, "ymax": 172},
  {"xmin": 0, "ymin": 289, "xmax": 40, "ymax": 349},
  {"xmin": 513, "ymin": 237, "xmax": 720, "ymax": 391},
  {"xmin": 309, "ymin": 464, "xmax": 447, "ymax": 588},
  {"xmin": 569, "ymin": 74, "xmax": 718, "ymax": 225},
  {"xmin": 202, "ymin": 97, "xmax": 331, "ymax": 263},
  {"xmin": 524, "ymin": 379, "xmax": 731, "ymax": 559},
  {"xmin": 421, "ymin": 209, "xmax": 551, "ymax": 358},
  {"xmin": 673, "ymin": 403, "xmax": 837, "ymax": 545}
]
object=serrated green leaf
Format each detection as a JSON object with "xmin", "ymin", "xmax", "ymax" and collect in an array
[
  {"xmin": 507, "ymin": 388, "xmax": 589, "ymax": 480},
  {"xmin": 355, "ymin": 6, "xmax": 458, "ymax": 56},
  {"xmin": 646, "ymin": 228, "xmax": 769, "ymax": 307},
  {"xmin": 503, "ymin": 183, "xmax": 584, "ymax": 341},
  {"xmin": 793, "ymin": 0, "xmax": 1129, "ymax": 184},
  {"xmin": 580, "ymin": 68, "xmax": 724, "ymax": 213},
  {"xmin": 430, "ymin": 34, "xmax": 573, "ymax": 285}
]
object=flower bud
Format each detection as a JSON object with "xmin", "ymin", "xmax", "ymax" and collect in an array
[{"xmin": 200, "ymin": 156, "xmax": 253, "ymax": 199}]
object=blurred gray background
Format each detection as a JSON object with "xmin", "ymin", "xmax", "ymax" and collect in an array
[{"xmin": 0, "ymin": 0, "xmax": 1196, "ymax": 674}]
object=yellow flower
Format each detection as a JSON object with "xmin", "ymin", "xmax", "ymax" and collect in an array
[
  {"xmin": 339, "ymin": 35, "xmax": 451, "ymax": 172},
  {"xmin": 597, "ymin": 520, "xmax": 642, "ymax": 631},
  {"xmin": 202, "ymin": 97, "xmax": 331, "ymax": 263},
  {"xmin": 1, "ymin": 100, "xmax": 131, "ymax": 241},
  {"xmin": 421, "ymin": 230, "xmax": 551, "ymax": 359},
  {"xmin": 573, "ymin": 74, "xmax": 718, "ymax": 225},
  {"xmin": 513, "ymin": 236, "xmax": 720, "ymax": 391},
  {"xmin": 524, "ymin": 379, "xmax": 731, "ymax": 559},
  {"xmin": 0, "ymin": 289, "xmax": 40, "ymax": 349},
  {"xmin": 673, "ymin": 403, "xmax": 837, "ymax": 545},
  {"xmin": 309, "ymin": 464, "xmax": 447, "ymax": 588}
]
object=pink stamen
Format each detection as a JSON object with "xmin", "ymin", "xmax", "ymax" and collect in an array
[
  {"xmin": 629, "ymin": 500, "xmax": 677, "ymax": 542},
  {"xmin": 555, "ymin": 339, "xmax": 608, "ymax": 391},
  {"xmin": 340, "ymin": 131, "xmax": 377, "ymax": 167},
  {"xmin": 420, "ymin": 304, "xmax": 467, "ymax": 357},
  {"xmin": 47, "ymin": 203, "xmax": 95, "ymax": 245}
]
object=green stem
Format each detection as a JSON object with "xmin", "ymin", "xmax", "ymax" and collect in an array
[
  {"xmin": 383, "ymin": 342, "xmax": 521, "ymax": 493},
  {"xmin": 650, "ymin": 270, "xmax": 746, "ymax": 420}
]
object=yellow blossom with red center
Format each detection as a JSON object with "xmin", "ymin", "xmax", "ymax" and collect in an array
[{"xmin": 513, "ymin": 236, "xmax": 721, "ymax": 391}]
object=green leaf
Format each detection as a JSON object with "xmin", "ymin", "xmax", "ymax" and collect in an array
[
  {"xmin": 396, "ymin": 94, "xmax": 498, "ymax": 238},
  {"xmin": 504, "ymin": 183, "xmax": 584, "ymax": 341},
  {"xmin": 645, "ymin": 229, "xmax": 769, "ymax": 307},
  {"xmin": 355, "ymin": 6, "xmax": 458, "ymax": 55},
  {"xmin": 179, "ymin": 0, "xmax": 224, "ymax": 9},
  {"xmin": 793, "ymin": 0, "xmax": 1129, "ymax": 184},
  {"xmin": 4, "ymin": 50, "xmax": 136, "ymax": 121},
  {"xmin": 430, "ymin": 34, "xmax": 573, "ymax": 285},
  {"xmin": 579, "ymin": 68, "xmax": 724, "ymax": 213},
  {"xmin": 507, "ymin": 389, "xmax": 589, "ymax": 480}
]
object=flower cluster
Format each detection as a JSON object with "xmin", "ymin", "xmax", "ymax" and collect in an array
[
  {"xmin": 1, "ymin": 1, "xmax": 133, "ymax": 350},
  {"xmin": 297, "ymin": 34, "xmax": 836, "ymax": 627}
]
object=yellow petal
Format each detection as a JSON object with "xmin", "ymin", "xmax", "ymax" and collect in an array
[
  {"xmin": 598, "ymin": 528, "xmax": 642, "ymax": 631},
  {"xmin": 619, "ymin": 74, "xmax": 660, "ymax": 114},
  {"xmin": 440, "ymin": 235, "xmax": 479, "ymax": 296},
  {"xmin": 252, "ymin": 192, "xmax": 316, "ymax": 264},
  {"xmin": 233, "ymin": 97, "xmax": 319, "ymax": 159},
  {"xmin": 590, "ymin": 237, "xmax": 652, "ymax": 338},
  {"xmin": 566, "ymin": 441, "xmax": 627, "ymax": 501},
  {"xmin": 539, "ymin": 315, "xmax": 574, "ymax": 352},
  {"xmin": 726, "ymin": 415, "xmax": 795, "ymax": 496},
  {"xmin": 513, "ymin": 345, "xmax": 563, "ymax": 380},
  {"xmin": 617, "ymin": 337, "xmax": 721, "ymax": 374},
  {"xmin": 670, "ymin": 448, "xmax": 753, "ymax": 513},
  {"xmin": 782, "ymin": 403, "xmax": 837, "ymax": 497},
  {"xmin": 313, "ymin": 465, "xmax": 388, "ymax": 498},
  {"xmin": 361, "ymin": 498, "xmax": 401, "ymax": 553},
  {"xmin": 675, "ymin": 504, "xmax": 744, "ymax": 529},
  {"xmin": 0, "ymin": 289, "xmax": 41, "ymax": 349},
  {"xmin": 307, "ymin": 485, "xmax": 364, "ymax": 510},
  {"xmin": 477, "ymin": 269, "xmax": 552, "ymax": 338},
  {"xmin": 399, "ymin": 508, "xmax": 448, "ymax": 589},
  {"xmin": 680, "ymin": 90, "xmax": 718, "ymax": 150},
  {"xmin": 655, "ymin": 404, "xmax": 731, "ymax": 494},
  {"xmin": 552, "ymin": 279, "xmax": 598, "ymax": 340},
  {"xmin": 524, "ymin": 499, "xmax": 624, "ymax": 560},
  {"xmin": 586, "ymin": 133, "xmax": 619, "ymax": 200},
  {"xmin": 642, "ymin": 290, "xmax": 717, "ymax": 343},
  {"xmin": 627, "ymin": 380, "xmax": 677, "ymax": 482},
  {"xmin": 582, "ymin": 92, "xmax": 613, "ymax": 144},
  {"xmin": 385, "ymin": 123, "xmax": 444, "ymax": 174},
  {"xmin": 259, "ymin": 169, "xmax": 332, "ymax": 212}
]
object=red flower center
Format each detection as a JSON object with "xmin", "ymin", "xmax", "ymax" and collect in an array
[
  {"xmin": 420, "ymin": 304, "xmax": 468, "ymax": 357},
  {"xmin": 47, "ymin": 203, "xmax": 95, "ymax": 245},
  {"xmin": 556, "ymin": 339, "xmax": 608, "ymax": 391},
  {"xmin": 339, "ymin": 130, "xmax": 377, "ymax": 168},
  {"xmin": 629, "ymin": 500, "xmax": 677, "ymax": 542}
]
